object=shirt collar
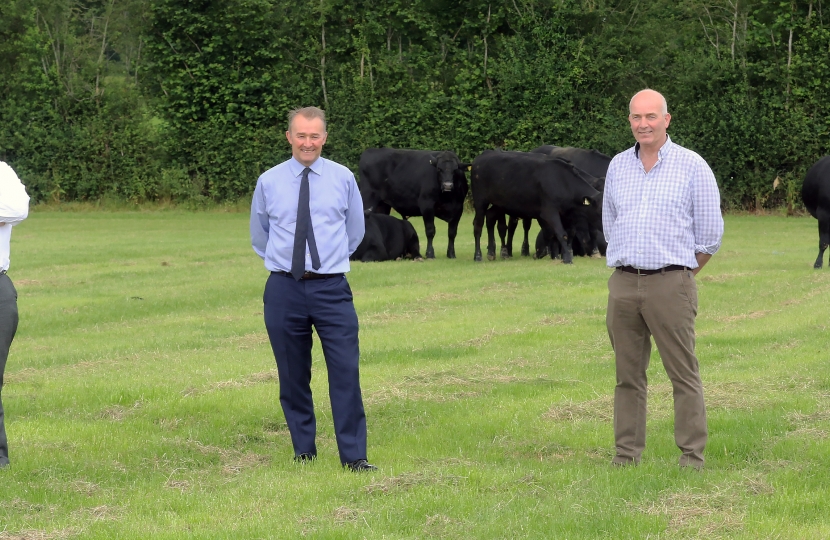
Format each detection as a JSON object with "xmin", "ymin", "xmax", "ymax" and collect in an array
[
  {"xmin": 288, "ymin": 156, "xmax": 324, "ymax": 178},
  {"xmin": 633, "ymin": 134, "xmax": 673, "ymax": 160}
]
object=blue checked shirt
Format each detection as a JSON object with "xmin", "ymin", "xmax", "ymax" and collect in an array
[
  {"xmin": 603, "ymin": 136, "xmax": 724, "ymax": 270},
  {"xmin": 251, "ymin": 156, "xmax": 364, "ymax": 274}
]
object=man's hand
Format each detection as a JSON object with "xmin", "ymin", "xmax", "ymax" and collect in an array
[{"xmin": 693, "ymin": 253, "xmax": 712, "ymax": 275}]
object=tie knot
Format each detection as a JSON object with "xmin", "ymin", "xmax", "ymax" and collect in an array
[{"xmin": 302, "ymin": 167, "xmax": 311, "ymax": 179}]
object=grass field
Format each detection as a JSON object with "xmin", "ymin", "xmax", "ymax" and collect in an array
[{"xmin": 1, "ymin": 209, "xmax": 828, "ymax": 539}]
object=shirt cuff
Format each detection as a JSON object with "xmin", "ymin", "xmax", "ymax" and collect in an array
[{"xmin": 694, "ymin": 242, "xmax": 721, "ymax": 255}]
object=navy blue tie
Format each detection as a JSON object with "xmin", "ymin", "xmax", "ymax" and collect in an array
[{"xmin": 291, "ymin": 167, "xmax": 321, "ymax": 280}]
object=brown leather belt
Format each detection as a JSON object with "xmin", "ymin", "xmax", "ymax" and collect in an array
[
  {"xmin": 274, "ymin": 270, "xmax": 342, "ymax": 280},
  {"xmin": 617, "ymin": 265, "xmax": 689, "ymax": 276}
]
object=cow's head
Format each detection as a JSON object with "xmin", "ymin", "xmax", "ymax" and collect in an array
[{"xmin": 429, "ymin": 151, "xmax": 468, "ymax": 192}]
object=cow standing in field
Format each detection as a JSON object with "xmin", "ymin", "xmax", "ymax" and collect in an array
[
  {"xmin": 802, "ymin": 156, "xmax": 830, "ymax": 268},
  {"xmin": 471, "ymin": 150, "xmax": 602, "ymax": 264},
  {"xmin": 350, "ymin": 212, "xmax": 423, "ymax": 262},
  {"xmin": 358, "ymin": 149, "xmax": 469, "ymax": 259},
  {"xmin": 489, "ymin": 145, "xmax": 611, "ymax": 258}
]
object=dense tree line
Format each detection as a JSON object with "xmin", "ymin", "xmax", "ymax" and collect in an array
[{"xmin": 1, "ymin": 0, "xmax": 828, "ymax": 209}]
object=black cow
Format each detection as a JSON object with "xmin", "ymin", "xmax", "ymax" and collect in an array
[
  {"xmin": 471, "ymin": 150, "xmax": 602, "ymax": 264},
  {"xmin": 350, "ymin": 212, "xmax": 422, "ymax": 262},
  {"xmin": 535, "ymin": 226, "xmax": 606, "ymax": 259},
  {"xmin": 802, "ymin": 156, "xmax": 830, "ymax": 268},
  {"xmin": 529, "ymin": 145, "xmax": 612, "ymax": 178},
  {"xmin": 359, "ymin": 149, "xmax": 469, "ymax": 259},
  {"xmin": 490, "ymin": 146, "xmax": 611, "ymax": 258},
  {"xmin": 522, "ymin": 145, "xmax": 611, "ymax": 257}
]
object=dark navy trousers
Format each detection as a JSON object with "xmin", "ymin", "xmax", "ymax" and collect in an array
[
  {"xmin": 263, "ymin": 272, "xmax": 367, "ymax": 464},
  {"xmin": 0, "ymin": 274, "xmax": 19, "ymax": 467}
]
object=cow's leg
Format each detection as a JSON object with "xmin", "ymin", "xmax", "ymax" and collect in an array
[
  {"xmin": 815, "ymin": 208, "xmax": 830, "ymax": 269},
  {"xmin": 422, "ymin": 209, "xmax": 437, "ymax": 259},
  {"xmin": 499, "ymin": 214, "xmax": 511, "ymax": 259},
  {"xmin": 473, "ymin": 205, "xmax": 486, "ymax": 262},
  {"xmin": 446, "ymin": 215, "xmax": 460, "ymax": 259},
  {"xmin": 541, "ymin": 212, "xmax": 572, "ymax": 264},
  {"xmin": 520, "ymin": 218, "xmax": 532, "ymax": 257},
  {"xmin": 485, "ymin": 208, "xmax": 498, "ymax": 261},
  {"xmin": 504, "ymin": 216, "xmax": 518, "ymax": 258}
]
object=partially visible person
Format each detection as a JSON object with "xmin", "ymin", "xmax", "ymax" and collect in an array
[
  {"xmin": 250, "ymin": 107, "xmax": 376, "ymax": 471},
  {"xmin": 0, "ymin": 161, "xmax": 30, "ymax": 468},
  {"xmin": 603, "ymin": 89, "xmax": 724, "ymax": 470}
]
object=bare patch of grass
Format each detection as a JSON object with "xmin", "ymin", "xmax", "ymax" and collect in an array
[
  {"xmin": 99, "ymin": 400, "xmax": 143, "ymax": 421},
  {"xmin": 787, "ymin": 427, "xmax": 829, "ymax": 439},
  {"xmin": 364, "ymin": 471, "xmax": 466, "ymax": 495},
  {"xmin": 221, "ymin": 452, "xmax": 272, "ymax": 475},
  {"xmin": 638, "ymin": 484, "xmax": 745, "ymax": 537},
  {"xmin": 423, "ymin": 292, "xmax": 463, "ymax": 302},
  {"xmin": 698, "ymin": 271, "xmax": 758, "ymax": 283},
  {"xmin": 13, "ymin": 279, "xmax": 41, "ymax": 287},
  {"xmin": 480, "ymin": 281, "xmax": 519, "ymax": 293},
  {"xmin": 780, "ymin": 283, "xmax": 830, "ymax": 306},
  {"xmin": 4, "ymin": 498, "xmax": 56, "ymax": 515},
  {"xmin": 366, "ymin": 365, "xmax": 549, "ymax": 405},
  {"xmin": 0, "ymin": 529, "xmax": 77, "ymax": 540},
  {"xmin": 715, "ymin": 310, "xmax": 773, "ymax": 323},
  {"xmin": 461, "ymin": 327, "xmax": 525, "ymax": 347},
  {"xmin": 164, "ymin": 479, "xmax": 191, "ymax": 491},
  {"xmin": 544, "ymin": 395, "xmax": 613, "ymax": 423},
  {"xmin": 184, "ymin": 439, "xmax": 271, "ymax": 475},
  {"xmin": 332, "ymin": 506, "xmax": 367, "ymax": 525},
  {"xmin": 185, "ymin": 369, "xmax": 279, "ymax": 396},
  {"xmin": 70, "ymin": 505, "xmax": 121, "ymax": 523},
  {"xmin": 228, "ymin": 332, "xmax": 270, "ymax": 350},
  {"xmin": 413, "ymin": 456, "xmax": 477, "ymax": 467},
  {"xmin": 505, "ymin": 441, "xmax": 577, "ymax": 462},
  {"xmin": 67, "ymin": 480, "xmax": 100, "ymax": 496},
  {"xmin": 539, "ymin": 315, "xmax": 570, "ymax": 326},
  {"xmin": 361, "ymin": 304, "xmax": 434, "ymax": 325}
]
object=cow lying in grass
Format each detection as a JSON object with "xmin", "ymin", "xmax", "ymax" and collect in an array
[{"xmin": 350, "ymin": 212, "xmax": 423, "ymax": 262}]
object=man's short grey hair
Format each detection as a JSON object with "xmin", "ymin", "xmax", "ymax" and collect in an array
[
  {"xmin": 629, "ymin": 89, "xmax": 668, "ymax": 115},
  {"xmin": 288, "ymin": 106, "xmax": 327, "ymax": 131}
]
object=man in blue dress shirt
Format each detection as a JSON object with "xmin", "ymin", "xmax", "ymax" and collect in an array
[
  {"xmin": 250, "ymin": 106, "xmax": 376, "ymax": 471},
  {"xmin": 603, "ymin": 89, "xmax": 724, "ymax": 470}
]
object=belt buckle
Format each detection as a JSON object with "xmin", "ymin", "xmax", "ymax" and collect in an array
[{"xmin": 636, "ymin": 268, "xmax": 645, "ymax": 276}]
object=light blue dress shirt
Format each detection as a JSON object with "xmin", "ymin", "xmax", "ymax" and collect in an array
[
  {"xmin": 603, "ymin": 136, "xmax": 724, "ymax": 270},
  {"xmin": 251, "ymin": 156, "xmax": 364, "ymax": 274}
]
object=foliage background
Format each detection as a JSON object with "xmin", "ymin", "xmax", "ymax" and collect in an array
[{"xmin": 1, "ymin": 0, "xmax": 828, "ymax": 209}]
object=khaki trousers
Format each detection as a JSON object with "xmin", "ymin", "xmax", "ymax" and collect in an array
[{"xmin": 606, "ymin": 268, "xmax": 707, "ymax": 467}]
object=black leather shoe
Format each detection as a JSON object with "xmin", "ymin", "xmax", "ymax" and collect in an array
[
  {"xmin": 344, "ymin": 459, "xmax": 377, "ymax": 472},
  {"xmin": 294, "ymin": 453, "xmax": 316, "ymax": 463}
]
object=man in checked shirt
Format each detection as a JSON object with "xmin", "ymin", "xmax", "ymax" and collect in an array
[{"xmin": 603, "ymin": 89, "xmax": 724, "ymax": 470}]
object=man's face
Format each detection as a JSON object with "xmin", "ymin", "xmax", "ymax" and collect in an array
[
  {"xmin": 628, "ymin": 92, "xmax": 671, "ymax": 149},
  {"xmin": 286, "ymin": 115, "xmax": 327, "ymax": 166}
]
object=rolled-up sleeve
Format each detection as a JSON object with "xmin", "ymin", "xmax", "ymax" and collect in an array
[
  {"xmin": 0, "ymin": 162, "xmax": 30, "ymax": 225},
  {"xmin": 345, "ymin": 173, "xmax": 364, "ymax": 255},
  {"xmin": 691, "ymin": 160, "xmax": 724, "ymax": 255},
  {"xmin": 250, "ymin": 179, "xmax": 269, "ymax": 259}
]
